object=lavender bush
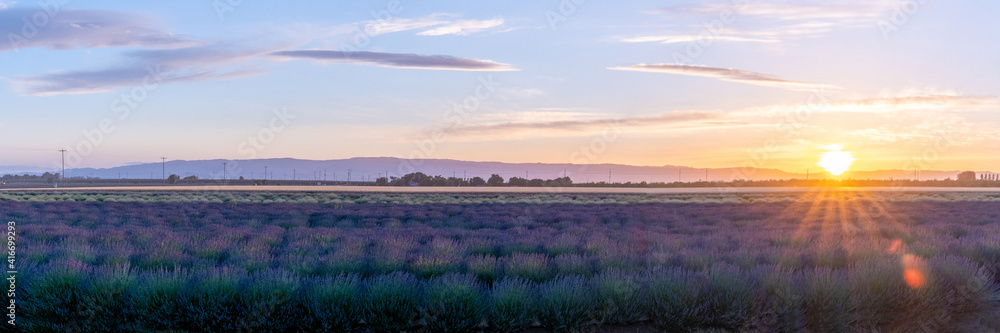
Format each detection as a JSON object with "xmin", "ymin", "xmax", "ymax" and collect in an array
[{"xmin": 3, "ymin": 192, "xmax": 999, "ymax": 332}]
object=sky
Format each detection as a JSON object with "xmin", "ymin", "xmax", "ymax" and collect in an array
[{"xmin": 1, "ymin": 0, "xmax": 999, "ymax": 175}]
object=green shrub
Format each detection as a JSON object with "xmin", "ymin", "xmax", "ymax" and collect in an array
[
  {"xmin": 296, "ymin": 274, "xmax": 363, "ymax": 332},
  {"xmin": 324, "ymin": 246, "xmax": 368, "ymax": 276},
  {"xmin": 131, "ymin": 268, "xmax": 191, "ymax": 331},
  {"xmin": 758, "ymin": 267, "xmax": 806, "ymax": 333},
  {"xmin": 21, "ymin": 262, "xmax": 93, "ymax": 332},
  {"xmin": 183, "ymin": 267, "xmax": 245, "ymax": 332},
  {"xmin": 554, "ymin": 254, "xmax": 592, "ymax": 276},
  {"xmin": 239, "ymin": 270, "xmax": 301, "ymax": 331},
  {"xmin": 804, "ymin": 268, "xmax": 852, "ymax": 333},
  {"xmin": 505, "ymin": 253, "xmax": 553, "ymax": 282},
  {"xmin": 849, "ymin": 258, "xmax": 917, "ymax": 331},
  {"xmin": 466, "ymin": 255, "xmax": 500, "ymax": 283},
  {"xmin": 411, "ymin": 253, "xmax": 461, "ymax": 278},
  {"xmin": 488, "ymin": 278, "xmax": 536, "ymax": 333},
  {"xmin": 424, "ymin": 274, "xmax": 485, "ymax": 332},
  {"xmin": 700, "ymin": 266, "xmax": 759, "ymax": 331},
  {"xmin": 546, "ymin": 234, "xmax": 579, "ymax": 256},
  {"xmin": 371, "ymin": 237, "xmax": 415, "ymax": 274},
  {"xmin": 364, "ymin": 272, "xmax": 424, "ymax": 332},
  {"xmin": 537, "ymin": 275, "xmax": 592, "ymax": 333},
  {"xmin": 78, "ymin": 264, "xmax": 137, "ymax": 332},
  {"xmin": 590, "ymin": 270, "xmax": 644, "ymax": 325},
  {"xmin": 921, "ymin": 256, "xmax": 1000, "ymax": 332},
  {"xmin": 645, "ymin": 268, "xmax": 705, "ymax": 331}
]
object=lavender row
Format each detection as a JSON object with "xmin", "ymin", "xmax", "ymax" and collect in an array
[
  {"xmin": 15, "ymin": 257, "xmax": 999, "ymax": 333},
  {"xmin": 6, "ymin": 200, "xmax": 1000, "ymax": 281}
]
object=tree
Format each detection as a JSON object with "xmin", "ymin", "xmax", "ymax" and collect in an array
[
  {"xmin": 507, "ymin": 176, "xmax": 527, "ymax": 187},
  {"xmin": 469, "ymin": 176, "xmax": 486, "ymax": 186},
  {"xmin": 487, "ymin": 174, "xmax": 504, "ymax": 186},
  {"xmin": 957, "ymin": 171, "xmax": 977, "ymax": 182},
  {"xmin": 375, "ymin": 177, "xmax": 389, "ymax": 186},
  {"xmin": 167, "ymin": 174, "xmax": 180, "ymax": 184},
  {"xmin": 430, "ymin": 175, "xmax": 448, "ymax": 186},
  {"xmin": 182, "ymin": 175, "xmax": 198, "ymax": 180},
  {"xmin": 446, "ymin": 177, "xmax": 464, "ymax": 186},
  {"xmin": 239, "ymin": 176, "xmax": 245, "ymax": 180}
]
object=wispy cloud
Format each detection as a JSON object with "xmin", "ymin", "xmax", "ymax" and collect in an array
[
  {"xmin": 417, "ymin": 18, "xmax": 505, "ymax": 36},
  {"xmin": 607, "ymin": 63, "xmax": 835, "ymax": 91},
  {"xmin": 436, "ymin": 111, "xmax": 735, "ymax": 139},
  {"xmin": 363, "ymin": 15, "xmax": 452, "ymax": 36},
  {"xmin": 739, "ymin": 94, "xmax": 1000, "ymax": 116},
  {"xmin": 0, "ymin": 1, "xmax": 14, "ymax": 10},
  {"xmin": 12, "ymin": 66, "xmax": 262, "ymax": 96},
  {"xmin": 621, "ymin": 35, "xmax": 778, "ymax": 44},
  {"xmin": 658, "ymin": 1, "xmax": 902, "ymax": 21},
  {"xmin": 628, "ymin": 1, "xmax": 905, "ymax": 43},
  {"xmin": 12, "ymin": 42, "xmax": 276, "ymax": 95},
  {"xmin": 9, "ymin": 12, "xmax": 518, "ymax": 95},
  {"xmin": 270, "ymin": 50, "xmax": 518, "ymax": 71},
  {"xmin": 0, "ymin": 9, "xmax": 196, "ymax": 52},
  {"xmin": 359, "ymin": 14, "xmax": 507, "ymax": 37}
]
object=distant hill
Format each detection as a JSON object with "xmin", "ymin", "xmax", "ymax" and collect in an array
[{"xmin": 2, "ymin": 157, "xmax": 970, "ymax": 182}]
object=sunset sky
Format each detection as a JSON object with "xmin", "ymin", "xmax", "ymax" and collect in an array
[{"xmin": 2, "ymin": 1, "xmax": 998, "ymax": 174}]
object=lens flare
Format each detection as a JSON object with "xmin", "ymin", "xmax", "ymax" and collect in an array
[{"xmin": 902, "ymin": 254, "xmax": 928, "ymax": 289}]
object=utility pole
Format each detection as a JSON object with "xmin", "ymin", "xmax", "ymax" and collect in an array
[
  {"xmin": 264, "ymin": 166, "xmax": 268, "ymax": 183},
  {"xmin": 705, "ymin": 169, "xmax": 708, "ymax": 182},
  {"xmin": 161, "ymin": 157, "xmax": 166, "ymax": 185},
  {"xmin": 348, "ymin": 169, "xmax": 351, "ymax": 182},
  {"xmin": 678, "ymin": 169, "xmax": 681, "ymax": 182},
  {"xmin": 609, "ymin": 170, "xmax": 612, "ymax": 184},
  {"xmin": 293, "ymin": 169, "xmax": 296, "ymax": 181},
  {"xmin": 222, "ymin": 162, "xmax": 228, "ymax": 182},
  {"xmin": 58, "ymin": 149, "xmax": 66, "ymax": 183}
]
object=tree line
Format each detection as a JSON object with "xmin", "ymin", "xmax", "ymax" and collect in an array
[{"xmin": 379, "ymin": 172, "xmax": 573, "ymax": 187}]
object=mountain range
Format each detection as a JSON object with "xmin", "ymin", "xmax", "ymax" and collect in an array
[{"xmin": 1, "ymin": 157, "xmax": 972, "ymax": 182}]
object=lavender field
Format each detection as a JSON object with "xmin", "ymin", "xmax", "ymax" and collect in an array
[{"xmin": 5, "ymin": 190, "xmax": 1000, "ymax": 332}]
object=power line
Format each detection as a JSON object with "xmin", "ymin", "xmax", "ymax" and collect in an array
[
  {"xmin": 161, "ymin": 157, "xmax": 166, "ymax": 185},
  {"xmin": 58, "ymin": 149, "xmax": 66, "ymax": 183}
]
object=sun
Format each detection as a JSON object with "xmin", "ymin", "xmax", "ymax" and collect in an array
[{"xmin": 817, "ymin": 145, "xmax": 855, "ymax": 176}]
